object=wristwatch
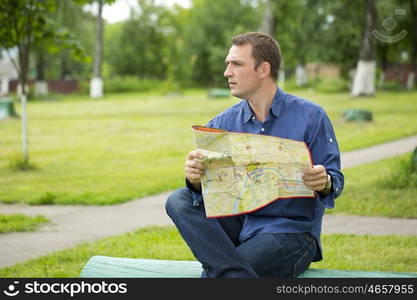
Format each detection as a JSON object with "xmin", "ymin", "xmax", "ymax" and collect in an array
[{"xmin": 323, "ymin": 173, "xmax": 332, "ymax": 192}]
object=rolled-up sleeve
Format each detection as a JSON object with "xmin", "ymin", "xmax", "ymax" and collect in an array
[{"xmin": 308, "ymin": 108, "xmax": 344, "ymax": 208}]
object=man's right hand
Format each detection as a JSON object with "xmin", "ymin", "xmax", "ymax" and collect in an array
[{"xmin": 185, "ymin": 150, "xmax": 205, "ymax": 191}]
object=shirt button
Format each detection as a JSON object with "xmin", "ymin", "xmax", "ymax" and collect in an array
[
  {"xmin": 261, "ymin": 128, "xmax": 265, "ymax": 132},
  {"xmin": 329, "ymin": 138, "xmax": 333, "ymax": 143},
  {"xmin": 252, "ymin": 116, "xmax": 255, "ymax": 120}
]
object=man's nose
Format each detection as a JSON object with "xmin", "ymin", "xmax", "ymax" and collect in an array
[{"xmin": 224, "ymin": 64, "xmax": 233, "ymax": 77}]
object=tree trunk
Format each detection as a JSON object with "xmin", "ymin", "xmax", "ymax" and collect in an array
[
  {"xmin": 90, "ymin": 0, "xmax": 104, "ymax": 98},
  {"xmin": 378, "ymin": 45, "xmax": 388, "ymax": 88},
  {"xmin": 260, "ymin": 0, "xmax": 276, "ymax": 37},
  {"xmin": 407, "ymin": 0, "xmax": 417, "ymax": 90},
  {"xmin": 18, "ymin": 43, "xmax": 30, "ymax": 164},
  {"xmin": 351, "ymin": 0, "xmax": 377, "ymax": 97},
  {"xmin": 259, "ymin": 0, "xmax": 284, "ymax": 86},
  {"xmin": 295, "ymin": 64, "xmax": 307, "ymax": 86},
  {"xmin": 35, "ymin": 50, "xmax": 48, "ymax": 96},
  {"xmin": 406, "ymin": 71, "xmax": 415, "ymax": 89}
]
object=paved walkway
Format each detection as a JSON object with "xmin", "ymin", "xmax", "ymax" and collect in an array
[{"xmin": 1, "ymin": 135, "xmax": 417, "ymax": 268}]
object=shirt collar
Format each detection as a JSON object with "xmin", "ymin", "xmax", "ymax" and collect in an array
[{"xmin": 243, "ymin": 87, "xmax": 285, "ymax": 123}]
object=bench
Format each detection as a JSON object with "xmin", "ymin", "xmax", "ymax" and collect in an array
[{"xmin": 80, "ymin": 256, "xmax": 417, "ymax": 278}]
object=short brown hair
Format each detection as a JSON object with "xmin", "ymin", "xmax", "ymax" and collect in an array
[{"xmin": 232, "ymin": 32, "xmax": 281, "ymax": 81}]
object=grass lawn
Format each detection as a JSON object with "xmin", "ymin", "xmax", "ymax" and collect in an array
[
  {"xmin": 0, "ymin": 214, "xmax": 49, "ymax": 233},
  {"xmin": 290, "ymin": 88, "xmax": 417, "ymax": 151},
  {"xmin": 327, "ymin": 152, "xmax": 417, "ymax": 218},
  {"xmin": 0, "ymin": 226, "xmax": 415, "ymax": 277},
  {"xmin": 1, "ymin": 89, "xmax": 417, "ymax": 205}
]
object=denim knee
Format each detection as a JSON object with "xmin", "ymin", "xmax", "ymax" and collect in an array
[{"xmin": 165, "ymin": 188, "xmax": 192, "ymax": 218}]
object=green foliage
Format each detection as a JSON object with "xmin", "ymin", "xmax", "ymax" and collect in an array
[
  {"xmin": 0, "ymin": 226, "xmax": 416, "ymax": 277},
  {"xmin": 0, "ymin": 0, "xmax": 55, "ymax": 48},
  {"xmin": 378, "ymin": 151, "xmax": 417, "ymax": 189},
  {"xmin": 329, "ymin": 153, "xmax": 417, "ymax": 218},
  {"xmin": 0, "ymin": 214, "xmax": 49, "ymax": 234},
  {"xmin": 7, "ymin": 154, "xmax": 38, "ymax": 172},
  {"xmin": 180, "ymin": 0, "xmax": 262, "ymax": 86},
  {"xmin": 103, "ymin": 76, "xmax": 164, "ymax": 93},
  {"xmin": 308, "ymin": 0, "xmax": 363, "ymax": 75},
  {"xmin": 3, "ymin": 0, "xmax": 416, "ymax": 89},
  {"xmin": 379, "ymin": 80, "xmax": 409, "ymax": 91},
  {"xmin": 43, "ymin": 0, "xmax": 96, "ymax": 80},
  {"xmin": 30, "ymin": 192, "xmax": 57, "ymax": 205},
  {"xmin": 101, "ymin": 76, "xmax": 182, "ymax": 94},
  {"xmin": 0, "ymin": 0, "xmax": 58, "ymax": 95},
  {"xmin": 104, "ymin": 0, "xmax": 262, "ymax": 87},
  {"xmin": 285, "ymin": 77, "xmax": 349, "ymax": 93},
  {"xmin": 105, "ymin": 0, "xmax": 169, "ymax": 79}
]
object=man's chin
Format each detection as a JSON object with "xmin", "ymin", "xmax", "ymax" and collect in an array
[{"xmin": 230, "ymin": 89, "xmax": 242, "ymax": 98}]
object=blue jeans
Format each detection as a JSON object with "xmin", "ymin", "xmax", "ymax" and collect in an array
[{"xmin": 165, "ymin": 188, "xmax": 317, "ymax": 278}]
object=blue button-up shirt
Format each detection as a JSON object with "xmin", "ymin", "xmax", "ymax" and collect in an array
[{"xmin": 186, "ymin": 87, "xmax": 344, "ymax": 261}]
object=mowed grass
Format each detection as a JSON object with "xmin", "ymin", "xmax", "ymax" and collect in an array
[
  {"xmin": 0, "ymin": 214, "xmax": 49, "ymax": 233},
  {"xmin": 293, "ymin": 89, "xmax": 417, "ymax": 152},
  {"xmin": 1, "ymin": 89, "xmax": 417, "ymax": 205},
  {"xmin": 0, "ymin": 91, "xmax": 234, "ymax": 205},
  {"xmin": 0, "ymin": 226, "xmax": 415, "ymax": 277},
  {"xmin": 327, "ymin": 153, "xmax": 417, "ymax": 218}
]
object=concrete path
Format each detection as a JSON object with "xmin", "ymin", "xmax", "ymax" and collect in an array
[
  {"xmin": 1, "ymin": 135, "xmax": 417, "ymax": 268},
  {"xmin": 341, "ymin": 135, "xmax": 417, "ymax": 168}
]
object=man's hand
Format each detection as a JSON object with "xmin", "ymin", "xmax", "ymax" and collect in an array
[
  {"xmin": 185, "ymin": 151, "xmax": 205, "ymax": 191},
  {"xmin": 302, "ymin": 165, "xmax": 330, "ymax": 193}
]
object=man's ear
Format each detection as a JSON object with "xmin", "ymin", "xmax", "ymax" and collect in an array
[{"xmin": 259, "ymin": 61, "xmax": 271, "ymax": 78}]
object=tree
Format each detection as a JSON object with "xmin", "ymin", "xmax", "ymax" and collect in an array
[
  {"xmin": 180, "ymin": 0, "xmax": 261, "ymax": 87},
  {"xmin": 259, "ymin": 0, "xmax": 287, "ymax": 87},
  {"xmin": 90, "ymin": 0, "xmax": 104, "ymax": 98},
  {"xmin": 0, "ymin": 0, "xmax": 56, "ymax": 166},
  {"xmin": 312, "ymin": 0, "xmax": 363, "ymax": 80},
  {"xmin": 75, "ymin": 0, "xmax": 114, "ymax": 98},
  {"xmin": 105, "ymin": 0, "xmax": 170, "ymax": 79},
  {"xmin": 49, "ymin": 0, "xmax": 95, "ymax": 81},
  {"xmin": 352, "ymin": 0, "xmax": 378, "ymax": 96},
  {"xmin": 277, "ymin": 0, "xmax": 326, "ymax": 87},
  {"xmin": 260, "ymin": 0, "xmax": 276, "ymax": 37}
]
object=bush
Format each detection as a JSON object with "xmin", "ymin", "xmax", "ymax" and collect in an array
[
  {"xmin": 379, "ymin": 80, "xmax": 406, "ymax": 91},
  {"xmin": 77, "ymin": 77, "xmax": 182, "ymax": 95},
  {"xmin": 379, "ymin": 150, "xmax": 417, "ymax": 189},
  {"xmin": 8, "ymin": 154, "xmax": 38, "ymax": 172},
  {"xmin": 313, "ymin": 78, "xmax": 349, "ymax": 93},
  {"xmin": 103, "ymin": 76, "xmax": 160, "ymax": 93},
  {"xmin": 284, "ymin": 77, "xmax": 349, "ymax": 93}
]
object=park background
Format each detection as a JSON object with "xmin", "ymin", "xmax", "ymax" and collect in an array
[{"xmin": 0, "ymin": 0, "xmax": 417, "ymax": 277}]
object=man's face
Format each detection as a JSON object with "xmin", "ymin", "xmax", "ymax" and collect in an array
[{"xmin": 224, "ymin": 43, "xmax": 263, "ymax": 99}]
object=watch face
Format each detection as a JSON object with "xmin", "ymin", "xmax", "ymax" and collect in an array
[{"xmin": 325, "ymin": 174, "xmax": 331, "ymax": 190}]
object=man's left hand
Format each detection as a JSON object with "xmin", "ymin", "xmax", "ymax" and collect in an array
[{"xmin": 302, "ymin": 165, "xmax": 328, "ymax": 192}]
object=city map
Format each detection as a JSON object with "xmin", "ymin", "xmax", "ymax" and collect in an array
[{"xmin": 191, "ymin": 126, "xmax": 315, "ymax": 218}]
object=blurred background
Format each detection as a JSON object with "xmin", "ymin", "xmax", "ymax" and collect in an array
[{"xmin": 1, "ymin": 0, "xmax": 416, "ymax": 98}]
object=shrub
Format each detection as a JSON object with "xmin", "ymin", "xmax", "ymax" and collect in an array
[{"xmin": 379, "ymin": 150, "xmax": 417, "ymax": 189}]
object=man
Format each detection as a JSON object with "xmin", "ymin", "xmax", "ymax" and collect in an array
[{"xmin": 166, "ymin": 32, "xmax": 344, "ymax": 278}]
